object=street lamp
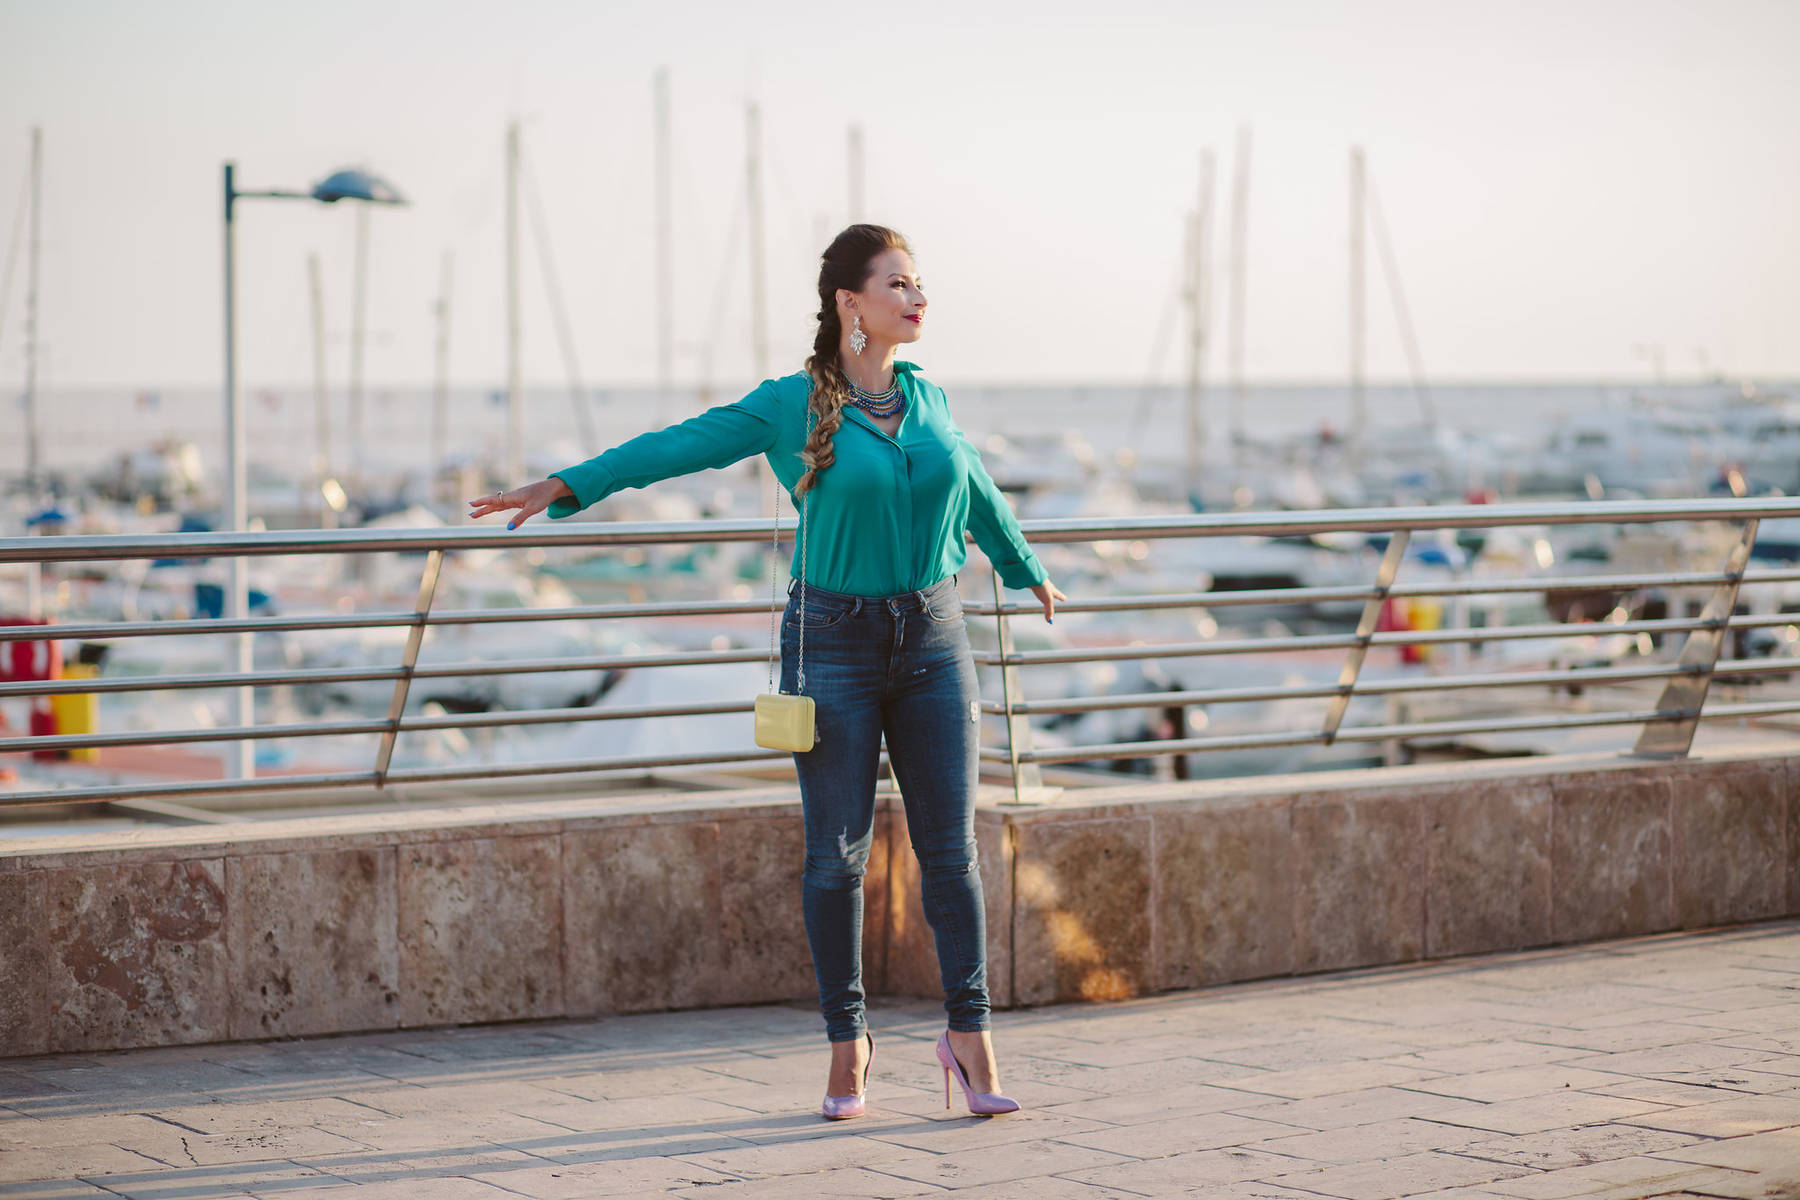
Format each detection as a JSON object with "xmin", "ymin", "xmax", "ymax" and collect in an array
[{"xmin": 221, "ymin": 162, "xmax": 406, "ymax": 780}]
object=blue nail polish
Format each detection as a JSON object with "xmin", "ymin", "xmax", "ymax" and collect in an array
[
  {"xmin": 506, "ymin": 522, "xmax": 515, "ymax": 530},
  {"xmin": 1046, "ymin": 617, "xmax": 1054, "ymax": 624}
]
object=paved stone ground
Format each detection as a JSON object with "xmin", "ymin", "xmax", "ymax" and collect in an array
[{"xmin": 4, "ymin": 923, "xmax": 1800, "ymax": 1200}]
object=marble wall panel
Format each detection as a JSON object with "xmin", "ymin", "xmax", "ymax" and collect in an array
[
  {"xmin": 717, "ymin": 815, "xmax": 814, "ymax": 1004},
  {"xmin": 1787, "ymin": 761, "xmax": 1800, "ymax": 916},
  {"xmin": 1012, "ymin": 816, "xmax": 1153, "ymax": 1007},
  {"xmin": 883, "ymin": 805, "xmax": 1016, "ymax": 1007},
  {"xmin": 226, "ymin": 848, "xmax": 399, "ymax": 1039},
  {"xmin": 563, "ymin": 821, "xmax": 723, "ymax": 1014},
  {"xmin": 863, "ymin": 809, "xmax": 892, "ymax": 999},
  {"xmin": 1551, "ymin": 770, "xmax": 1673, "ymax": 944},
  {"xmin": 1670, "ymin": 759, "xmax": 1788, "ymax": 928},
  {"xmin": 1292, "ymin": 792, "xmax": 1426, "ymax": 974},
  {"xmin": 975, "ymin": 809, "xmax": 1014, "ymax": 1010},
  {"xmin": 882, "ymin": 806, "xmax": 938, "ymax": 1000},
  {"xmin": 397, "ymin": 835, "xmax": 562, "ymax": 1027},
  {"xmin": 45, "ymin": 858, "xmax": 229, "ymax": 1052},
  {"xmin": 0, "ymin": 871, "xmax": 48, "ymax": 1056},
  {"xmin": 1423, "ymin": 780, "xmax": 1554, "ymax": 958},
  {"xmin": 1152, "ymin": 797, "xmax": 1295, "ymax": 989}
]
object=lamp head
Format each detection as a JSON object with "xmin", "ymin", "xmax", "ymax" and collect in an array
[{"xmin": 311, "ymin": 167, "xmax": 406, "ymax": 205}]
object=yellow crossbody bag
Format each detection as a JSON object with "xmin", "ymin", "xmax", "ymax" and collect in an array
[{"xmin": 754, "ymin": 454, "xmax": 816, "ymax": 753}]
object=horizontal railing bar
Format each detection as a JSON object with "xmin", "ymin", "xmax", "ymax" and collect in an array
[
  {"xmin": 0, "ymin": 718, "xmax": 389, "ymax": 753},
  {"xmin": 1366, "ymin": 615, "xmax": 1708, "ymax": 647},
  {"xmin": 1701, "ymin": 698, "xmax": 1800, "ymax": 720},
  {"xmin": 0, "ymin": 647, "xmax": 762, "ymax": 699},
  {"xmin": 1005, "ymin": 698, "xmax": 1800, "ymax": 767},
  {"xmin": 1009, "ymin": 499, "xmax": 1800, "ymax": 541},
  {"xmin": 1008, "ymin": 707, "xmax": 1687, "ymax": 764},
  {"xmin": 407, "ymin": 648, "xmax": 763, "ymax": 678},
  {"xmin": 0, "ymin": 746, "xmax": 797, "ymax": 810},
  {"xmin": 0, "ymin": 664, "xmax": 407, "ymax": 698},
  {"xmin": 977, "ymin": 616, "xmax": 1715, "ymax": 667},
  {"xmin": 7, "ymin": 618, "xmax": 1787, "ymax": 701},
  {"xmin": 0, "ymin": 771, "xmax": 383, "ymax": 809},
  {"xmin": 1712, "ymin": 658, "xmax": 1800, "ymax": 678},
  {"xmin": 0, "ymin": 599, "xmax": 784, "ymax": 644},
  {"xmin": 9, "ymin": 496, "xmax": 1800, "ymax": 564},
  {"xmin": 987, "ymin": 661, "xmax": 1711, "ymax": 716},
  {"xmin": 423, "ymin": 600, "xmax": 774, "ymax": 625},
  {"xmin": 979, "ymin": 728, "xmax": 1324, "ymax": 762},
  {"xmin": 968, "ymin": 586, "xmax": 1379, "ymax": 615},
  {"xmin": 401, "ymin": 698, "xmax": 752, "ymax": 730},
  {"xmin": 379, "ymin": 748, "xmax": 790, "ymax": 785},
  {"xmin": 9, "ymin": 571, "xmax": 1794, "ymax": 649},
  {"xmin": 0, "ymin": 611, "xmax": 414, "ymax": 642},
  {"xmin": 0, "ymin": 697, "xmax": 762, "ymax": 754},
  {"xmin": 0, "ymin": 663, "xmax": 428, "ymax": 699},
  {"xmin": 968, "ymin": 569, "xmax": 1800, "ymax": 617},
  {"xmin": 11, "ymin": 573, "xmax": 1798, "ymax": 647},
  {"xmin": 974, "ymin": 631, "xmax": 1365, "ymax": 666}
]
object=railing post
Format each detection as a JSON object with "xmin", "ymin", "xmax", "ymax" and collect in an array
[
  {"xmin": 991, "ymin": 569, "xmax": 1048, "ymax": 804},
  {"xmin": 1631, "ymin": 519, "xmax": 1758, "ymax": 759},
  {"xmin": 1322, "ymin": 530, "xmax": 1410, "ymax": 745},
  {"xmin": 374, "ymin": 549, "xmax": 444, "ymax": 787}
]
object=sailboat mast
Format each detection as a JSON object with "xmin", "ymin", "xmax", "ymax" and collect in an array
[
  {"xmin": 505, "ymin": 119, "xmax": 523, "ymax": 483},
  {"xmin": 1226, "ymin": 125, "xmax": 1251, "ymax": 483},
  {"xmin": 23, "ymin": 126, "xmax": 41, "ymax": 488},
  {"xmin": 1349, "ymin": 145, "xmax": 1367, "ymax": 468},
  {"xmin": 1184, "ymin": 149, "xmax": 1215, "ymax": 505},
  {"xmin": 347, "ymin": 204, "xmax": 370, "ymax": 484},
  {"xmin": 654, "ymin": 68, "xmax": 673, "ymax": 423},
  {"xmin": 307, "ymin": 251, "xmax": 331, "ymax": 525},
  {"xmin": 746, "ymin": 103, "xmax": 769, "ymax": 380},
  {"xmin": 1367, "ymin": 170, "xmax": 1436, "ymax": 433},
  {"xmin": 432, "ymin": 248, "xmax": 453, "ymax": 476},
  {"xmin": 848, "ymin": 124, "xmax": 865, "ymax": 222}
]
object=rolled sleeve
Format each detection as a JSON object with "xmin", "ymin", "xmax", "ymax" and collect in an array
[{"xmin": 544, "ymin": 382, "xmax": 783, "ymax": 520}]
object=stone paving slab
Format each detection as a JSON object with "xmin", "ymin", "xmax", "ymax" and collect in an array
[{"xmin": 2, "ymin": 921, "xmax": 1799, "ymax": 1199}]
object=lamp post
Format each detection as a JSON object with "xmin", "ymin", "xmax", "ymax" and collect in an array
[{"xmin": 221, "ymin": 163, "xmax": 405, "ymax": 780}]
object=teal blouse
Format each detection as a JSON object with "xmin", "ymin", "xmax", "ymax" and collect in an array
[{"xmin": 545, "ymin": 362, "xmax": 1047, "ymax": 597}]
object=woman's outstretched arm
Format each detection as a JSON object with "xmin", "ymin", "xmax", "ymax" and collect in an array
[{"xmin": 469, "ymin": 380, "xmax": 786, "ymax": 528}]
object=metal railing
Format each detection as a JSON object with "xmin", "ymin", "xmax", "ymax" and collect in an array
[{"xmin": 5, "ymin": 495, "xmax": 1800, "ymax": 814}]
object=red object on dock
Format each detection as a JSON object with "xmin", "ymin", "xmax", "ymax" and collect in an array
[
  {"xmin": 1, "ymin": 618, "xmax": 61, "ymax": 684},
  {"xmin": 3, "ymin": 618, "xmax": 66, "ymax": 761}
]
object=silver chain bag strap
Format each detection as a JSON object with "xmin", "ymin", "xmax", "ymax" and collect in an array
[{"xmin": 753, "ymin": 414, "xmax": 817, "ymax": 752}]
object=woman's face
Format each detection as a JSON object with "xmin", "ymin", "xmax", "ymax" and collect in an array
[{"xmin": 841, "ymin": 248, "xmax": 927, "ymax": 348}]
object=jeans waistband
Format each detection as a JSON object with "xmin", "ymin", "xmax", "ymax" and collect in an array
[{"xmin": 787, "ymin": 575, "xmax": 957, "ymax": 614}]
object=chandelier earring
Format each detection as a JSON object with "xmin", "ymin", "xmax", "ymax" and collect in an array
[{"xmin": 848, "ymin": 313, "xmax": 868, "ymax": 356}]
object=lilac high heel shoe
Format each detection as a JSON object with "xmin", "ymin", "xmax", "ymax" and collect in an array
[
  {"xmin": 821, "ymin": 1031, "xmax": 874, "ymax": 1120},
  {"xmin": 935, "ymin": 1031, "xmax": 1020, "ymax": 1116}
]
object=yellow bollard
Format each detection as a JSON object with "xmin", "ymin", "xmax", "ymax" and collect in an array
[
  {"xmin": 1411, "ymin": 598, "xmax": 1444, "ymax": 664},
  {"xmin": 50, "ymin": 661, "xmax": 100, "ymax": 763}
]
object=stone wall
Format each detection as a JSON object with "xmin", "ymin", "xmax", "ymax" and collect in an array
[{"xmin": 2, "ymin": 750, "xmax": 1796, "ymax": 1057}]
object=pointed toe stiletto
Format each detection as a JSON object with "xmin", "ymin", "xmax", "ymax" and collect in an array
[
  {"xmin": 935, "ymin": 1031, "xmax": 1020, "ymax": 1116},
  {"xmin": 821, "ymin": 1031, "xmax": 874, "ymax": 1120}
]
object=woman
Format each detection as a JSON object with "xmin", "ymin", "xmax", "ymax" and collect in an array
[{"xmin": 469, "ymin": 224, "xmax": 1063, "ymax": 1120}]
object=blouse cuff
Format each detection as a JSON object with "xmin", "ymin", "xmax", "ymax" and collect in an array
[
  {"xmin": 545, "ymin": 461, "xmax": 614, "ymax": 520},
  {"xmin": 992, "ymin": 552, "xmax": 1048, "ymax": 591}
]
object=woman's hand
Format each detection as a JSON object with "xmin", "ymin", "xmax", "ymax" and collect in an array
[
  {"xmin": 467, "ymin": 478, "xmax": 573, "ymax": 530},
  {"xmin": 1030, "ymin": 579, "xmax": 1067, "ymax": 623}
]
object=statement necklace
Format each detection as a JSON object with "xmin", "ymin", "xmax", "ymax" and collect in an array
[{"xmin": 846, "ymin": 375, "xmax": 905, "ymax": 419}]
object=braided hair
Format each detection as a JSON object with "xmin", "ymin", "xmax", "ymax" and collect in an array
[{"xmin": 795, "ymin": 224, "xmax": 911, "ymax": 498}]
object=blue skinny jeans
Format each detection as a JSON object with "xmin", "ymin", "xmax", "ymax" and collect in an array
[{"xmin": 780, "ymin": 575, "xmax": 989, "ymax": 1043}]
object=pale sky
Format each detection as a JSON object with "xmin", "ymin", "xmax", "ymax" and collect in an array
[{"xmin": 2, "ymin": 0, "xmax": 1796, "ymax": 391}]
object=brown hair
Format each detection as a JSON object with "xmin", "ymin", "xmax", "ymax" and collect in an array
[{"xmin": 795, "ymin": 223, "xmax": 912, "ymax": 498}]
